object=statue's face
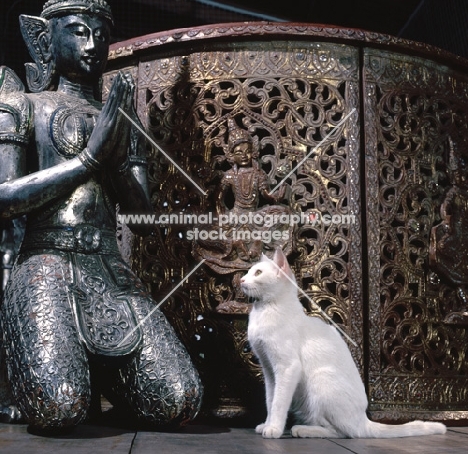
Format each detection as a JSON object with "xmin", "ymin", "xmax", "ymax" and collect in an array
[
  {"xmin": 50, "ymin": 14, "xmax": 110, "ymax": 84},
  {"xmin": 232, "ymin": 141, "xmax": 253, "ymax": 167}
]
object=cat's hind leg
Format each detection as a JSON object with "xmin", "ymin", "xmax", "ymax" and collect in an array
[{"xmin": 291, "ymin": 424, "xmax": 341, "ymax": 438}]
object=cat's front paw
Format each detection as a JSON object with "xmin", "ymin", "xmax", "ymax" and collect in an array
[
  {"xmin": 255, "ymin": 423, "xmax": 266, "ymax": 434},
  {"xmin": 262, "ymin": 425, "xmax": 283, "ymax": 439}
]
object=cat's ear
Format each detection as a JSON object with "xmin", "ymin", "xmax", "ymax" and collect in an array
[
  {"xmin": 273, "ymin": 248, "xmax": 295, "ymax": 280},
  {"xmin": 260, "ymin": 253, "xmax": 271, "ymax": 263}
]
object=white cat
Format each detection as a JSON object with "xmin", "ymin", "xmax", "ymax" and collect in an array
[{"xmin": 241, "ymin": 248, "xmax": 446, "ymax": 439}]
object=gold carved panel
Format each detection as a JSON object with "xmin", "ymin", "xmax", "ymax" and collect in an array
[
  {"xmin": 364, "ymin": 48, "xmax": 468, "ymax": 421},
  {"xmin": 104, "ymin": 22, "xmax": 468, "ymax": 422},
  {"xmin": 105, "ymin": 40, "xmax": 363, "ymax": 417}
]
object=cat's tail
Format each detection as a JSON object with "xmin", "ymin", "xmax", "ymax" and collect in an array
[{"xmin": 361, "ymin": 419, "xmax": 446, "ymax": 438}]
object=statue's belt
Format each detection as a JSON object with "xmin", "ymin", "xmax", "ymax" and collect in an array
[{"xmin": 21, "ymin": 224, "xmax": 119, "ymax": 254}]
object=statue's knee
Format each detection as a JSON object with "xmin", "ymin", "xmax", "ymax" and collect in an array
[
  {"xmin": 19, "ymin": 383, "xmax": 90, "ymax": 430},
  {"xmin": 135, "ymin": 381, "xmax": 203, "ymax": 428}
]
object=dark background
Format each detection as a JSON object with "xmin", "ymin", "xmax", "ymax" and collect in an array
[{"xmin": 1, "ymin": 0, "xmax": 467, "ymax": 85}]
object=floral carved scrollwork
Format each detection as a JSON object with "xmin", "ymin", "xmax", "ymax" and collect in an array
[
  {"xmin": 104, "ymin": 24, "xmax": 468, "ymax": 422},
  {"xmin": 103, "ymin": 41, "xmax": 362, "ymax": 416},
  {"xmin": 365, "ymin": 48, "xmax": 468, "ymax": 419}
]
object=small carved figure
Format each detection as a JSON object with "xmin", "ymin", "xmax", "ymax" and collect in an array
[
  {"xmin": 430, "ymin": 137, "xmax": 468, "ymax": 324},
  {"xmin": 0, "ymin": 0, "xmax": 202, "ymax": 433},
  {"xmin": 193, "ymin": 118, "xmax": 292, "ymax": 313}
]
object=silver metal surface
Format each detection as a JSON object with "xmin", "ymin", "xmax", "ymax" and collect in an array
[{"xmin": 0, "ymin": 0, "xmax": 202, "ymax": 432}]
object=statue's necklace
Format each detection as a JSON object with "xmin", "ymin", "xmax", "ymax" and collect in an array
[{"xmin": 239, "ymin": 168, "xmax": 255, "ymax": 199}]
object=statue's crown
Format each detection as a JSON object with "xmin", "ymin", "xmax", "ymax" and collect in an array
[
  {"xmin": 41, "ymin": 0, "xmax": 113, "ymax": 24},
  {"xmin": 227, "ymin": 118, "xmax": 252, "ymax": 151}
]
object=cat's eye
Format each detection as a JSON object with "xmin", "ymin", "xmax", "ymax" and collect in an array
[{"xmin": 255, "ymin": 269, "xmax": 262, "ymax": 276}]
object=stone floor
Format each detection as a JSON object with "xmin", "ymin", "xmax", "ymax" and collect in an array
[{"xmin": 1, "ymin": 419, "xmax": 468, "ymax": 454}]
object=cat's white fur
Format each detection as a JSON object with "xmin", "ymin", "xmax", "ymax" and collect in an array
[{"xmin": 241, "ymin": 248, "xmax": 446, "ymax": 439}]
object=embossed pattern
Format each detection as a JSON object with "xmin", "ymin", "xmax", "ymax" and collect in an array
[
  {"xmin": 364, "ymin": 49, "xmax": 468, "ymax": 419},
  {"xmin": 104, "ymin": 39, "xmax": 363, "ymax": 416},
  {"xmin": 1, "ymin": 248, "xmax": 202, "ymax": 429},
  {"xmin": 1, "ymin": 252, "xmax": 91, "ymax": 429}
]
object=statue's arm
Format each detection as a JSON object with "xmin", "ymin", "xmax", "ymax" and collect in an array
[
  {"xmin": 0, "ymin": 68, "xmax": 30, "ymax": 188},
  {"xmin": 0, "ymin": 157, "xmax": 93, "ymax": 220},
  {"xmin": 440, "ymin": 188, "xmax": 456, "ymax": 219},
  {"xmin": 110, "ymin": 162, "xmax": 154, "ymax": 236},
  {"xmin": 259, "ymin": 169, "xmax": 285, "ymax": 203},
  {"xmin": 0, "ymin": 97, "xmax": 92, "ymax": 219},
  {"xmin": 1, "ymin": 72, "xmax": 135, "ymax": 220},
  {"xmin": 107, "ymin": 114, "xmax": 154, "ymax": 236},
  {"xmin": 216, "ymin": 174, "xmax": 230, "ymax": 214}
]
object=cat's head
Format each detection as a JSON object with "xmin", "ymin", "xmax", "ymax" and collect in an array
[{"xmin": 240, "ymin": 248, "xmax": 296, "ymax": 300}]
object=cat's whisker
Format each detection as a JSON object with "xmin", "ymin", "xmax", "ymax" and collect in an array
[{"xmin": 242, "ymin": 284, "xmax": 260, "ymax": 302}]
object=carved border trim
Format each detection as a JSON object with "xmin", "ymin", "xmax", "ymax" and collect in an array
[{"xmin": 108, "ymin": 21, "xmax": 468, "ymax": 71}]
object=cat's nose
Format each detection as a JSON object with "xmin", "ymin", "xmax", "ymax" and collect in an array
[{"xmin": 240, "ymin": 278, "xmax": 245, "ymax": 283}]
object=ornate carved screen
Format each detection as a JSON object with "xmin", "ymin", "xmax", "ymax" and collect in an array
[
  {"xmin": 105, "ymin": 23, "xmax": 468, "ymax": 423},
  {"xmin": 364, "ymin": 48, "xmax": 468, "ymax": 421}
]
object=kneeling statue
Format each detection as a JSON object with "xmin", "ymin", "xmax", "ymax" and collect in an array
[{"xmin": 0, "ymin": 0, "xmax": 202, "ymax": 433}]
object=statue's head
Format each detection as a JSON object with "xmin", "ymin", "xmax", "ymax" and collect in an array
[
  {"xmin": 20, "ymin": 0, "xmax": 114, "ymax": 92},
  {"xmin": 225, "ymin": 118, "xmax": 259, "ymax": 167},
  {"xmin": 227, "ymin": 118, "xmax": 252, "ymax": 151}
]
